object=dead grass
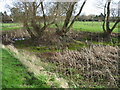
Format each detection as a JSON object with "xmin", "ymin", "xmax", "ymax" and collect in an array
[{"xmin": 41, "ymin": 45, "xmax": 119, "ymax": 88}]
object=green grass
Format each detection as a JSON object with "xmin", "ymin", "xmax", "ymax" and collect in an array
[
  {"xmin": 1, "ymin": 21, "xmax": 119, "ymax": 33},
  {"xmin": 72, "ymin": 21, "xmax": 119, "ymax": 33},
  {"xmin": 0, "ymin": 23, "xmax": 22, "ymax": 31},
  {"xmin": 50, "ymin": 21, "xmax": 119, "ymax": 33},
  {"xmin": 1, "ymin": 23, "xmax": 21, "ymax": 26},
  {"xmin": 1, "ymin": 48, "xmax": 50, "ymax": 88},
  {"xmin": 1, "ymin": 27, "xmax": 23, "ymax": 31}
]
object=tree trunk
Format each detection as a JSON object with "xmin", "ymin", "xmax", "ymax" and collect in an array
[
  {"xmin": 24, "ymin": 22, "xmax": 36, "ymax": 38},
  {"xmin": 23, "ymin": 3, "xmax": 36, "ymax": 38},
  {"xmin": 31, "ymin": 2, "xmax": 40, "ymax": 36},
  {"xmin": 102, "ymin": 3, "xmax": 107, "ymax": 33},
  {"xmin": 57, "ymin": 0, "xmax": 87, "ymax": 36},
  {"xmin": 111, "ymin": 19, "xmax": 120, "ymax": 32},
  {"xmin": 106, "ymin": 1, "xmax": 111, "ymax": 34},
  {"xmin": 67, "ymin": 0, "xmax": 87, "ymax": 31},
  {"xmin": 61, "ymin": 2, "xmax": 76, "ymax": 35}
]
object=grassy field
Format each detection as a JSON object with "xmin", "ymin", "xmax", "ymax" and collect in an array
[
  {"xmin": 1, "ymin": 21, "xmax": 119, "ymax": 33},
  {"xmin": 72, "ymin": 21, "xmax": 119, "ymax": 33},
  {"xmin": 0, "ymin": 23, "xmax": 23, "ymax": 31},
  {"xmin": 1, "ymin": 48, "xmax": 51, "ymax": 88},
  {"xmin": 49, "ymin": 21, "xmax": 119, "ymax": 33}
]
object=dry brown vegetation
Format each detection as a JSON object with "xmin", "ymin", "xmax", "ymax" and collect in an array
[{"xmin": 37, "ymin": 45, "xmax": 119, "ymax": 88}]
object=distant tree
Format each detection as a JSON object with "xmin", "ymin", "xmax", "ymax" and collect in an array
[
  {"xmin": 3, "ymin": 11, "xmax": 7, "ymax": 16},
  {"xmin": 78, "ymin": 14, "xmax": 87, "ymax": 21},
  {"xmin": 1, "ymin": 11, "xmax": 13, "ymax": 23},
  {"xmin": 0, "ymin": 12, "xmax": 4, "ymax": 15},
  {"xmin": 0, "ymin": 12, "xmax": 3, "ymax": 22},
  {"xmin": 98, "ymin": 13, "xmax": 104, "ymax": 21}
]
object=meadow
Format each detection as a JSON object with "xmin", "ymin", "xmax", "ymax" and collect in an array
[
  {"xmin": 1, "ymin": 21, "xmax": 119, "ymax": 33},
  {"xmin": 0, "ymin": 23, "xmax": 23, "ymax": 31},
  {"xmin": 72, "ymin": 21, "xmax": 119, "ymax": 33}
]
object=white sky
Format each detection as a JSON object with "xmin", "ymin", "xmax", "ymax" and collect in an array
[
  {"xmin": 0, "ymin": 0, "xmax": 119, "ymax": 15},
  {"xmin": 82, "ymin": 0, "xmax": 102, "ymax": 15}
]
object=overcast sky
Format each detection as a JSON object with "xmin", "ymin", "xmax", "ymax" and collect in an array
[{"xmin": 0, "ymin": 0, "xmax": 119, "ymax": 15}]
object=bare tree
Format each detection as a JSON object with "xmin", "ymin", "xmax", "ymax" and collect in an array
[
  {"xmin": 53, "ymin": 0, "xmax": 87, "ymax": 36},
  {"xmin": 48, "ymin": 2, "xmax": 74, "ymax": 33},
  {"xmin": 97, "ymin": 0, "xmax": 120, "ymax": 36},
  {"xmin": 11, "ymin": 0, "xmax": 87, "ymax": 38},
  {"xmin": 11, "ymin": 1, "xmax": 56, "ymax": 38}
]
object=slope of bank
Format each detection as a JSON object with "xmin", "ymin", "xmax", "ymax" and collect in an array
[
  {"xmin": 1, "ymin": 45, "xmax": 68, "ymax": 88},
  {"xmin": 1, "ymin": 48, "xmax": 52, "ymax": 88}
]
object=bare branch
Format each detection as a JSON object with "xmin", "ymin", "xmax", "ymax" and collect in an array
[
  {"xmin": 105, "ymin": 1, "xmax": 111, "ymax": 31},
  {"xmin": 111, "ymin": 18, "xmax": 120, "ymax": 31},
  {"xmin": 67, "ymin": 0, "xmax": 87, "ymax": 31},
  {"xmin": 62, "ymin": 2, "xmax": 76, "ymax": 32},
  {"xmin": 36, "ymin": 2, "xmax": 41, "ymax": 8},
  {"xmin": 102, "ymin": 2, "xmax": 107, "ymax": 32},
  {"xmin": 40, "ymin": 2, "xmax": 46, "ymax": 27}
]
